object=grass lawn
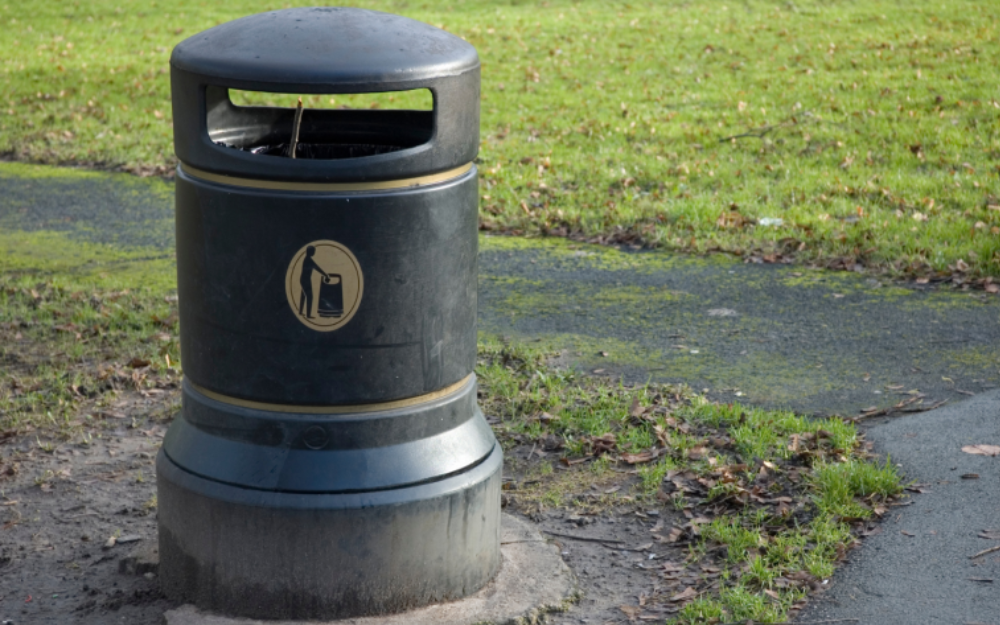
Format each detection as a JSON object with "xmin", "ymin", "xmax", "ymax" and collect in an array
[
  {"xmin": 1, "ymin": 0, "xmax": 998, "ymax": 278},
  {"xmin": 478, "ymin": 337, "xmax": 902, "ymax": 623}
]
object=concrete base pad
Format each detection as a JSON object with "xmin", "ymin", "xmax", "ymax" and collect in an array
[{"xmin": 163, "ymin": 514, "xmax": 576, "ymax": 625}]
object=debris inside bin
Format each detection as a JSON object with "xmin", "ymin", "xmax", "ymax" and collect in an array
[
  {"xmin": 217, "ymin": 141, "xmax": 406, "ymax": 160},
  {"xmin": 288, "ymin": 97, "xmax": 305, "ymax": 159},
  {"xmin": 214, "ymin": 97, "xmax": 410, "ymax": 160}
]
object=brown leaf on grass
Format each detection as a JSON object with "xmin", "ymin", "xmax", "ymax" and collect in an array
[
  {"xmin": 591, "ymin": 433, "xmax": 617, "ymax": 455},
  {"xmin": 538, "ymin": 412, "xmax": 558, "ymax": 424},
  {"xmin": 687, "ymin": 446, "xmax": 709, "ymax": 460},
  {"xmin": 786, "ymin": 570, "xmax": 817, "ymax": 586},
  {"xmin": 622, "ymin": 450, "xmax": 660, "ymax": 465},
  {"xmin": 962, "ymin": 445, "xmax": 1000, "ymax": 457},
  {"xmin": 669, "ymin": 587, "xmax": 699, "ymax": 602},
  {"xmin": 653, "ymin": 424, "xmax": 671, "ymax": 447},
  {"xmin": 629, "ymin": 397, "xmax": 645, "ymax": 418},
  {"xmin": 716, "ymin": 211, "xmax": 751, "ymax": 229},
  {"xmin": 128, "ymin": 357, "xmax": 151, "ymax": 369}
]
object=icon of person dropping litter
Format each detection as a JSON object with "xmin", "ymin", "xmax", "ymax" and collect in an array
[{"xmin": 297, "ymin": 245, "xmax": 343, "ymax": 319}]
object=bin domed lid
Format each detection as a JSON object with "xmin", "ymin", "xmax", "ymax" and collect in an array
[{"xmin": 171, "ymin": 7, "xmax": 478, "ymax": 91}]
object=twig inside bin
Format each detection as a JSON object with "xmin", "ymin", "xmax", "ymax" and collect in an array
[{"xmin": 288, "ymin": 97, "xmax": 304, "ymax": 159}]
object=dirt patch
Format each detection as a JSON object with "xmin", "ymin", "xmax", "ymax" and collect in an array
[
  {"xmin": 0, "ymin": 428, "xmax": 707, "ymax": 624},
  {"xmin": 529, "ymin": 508, "xmax": 693, "ymax": 623},
  {"xmin": 0, "ymin": 391, "xmax": 178, "ymax": 625},
  {"xmin": 0, "ymin": 410, "xmax": 678, "ymax": 625}
]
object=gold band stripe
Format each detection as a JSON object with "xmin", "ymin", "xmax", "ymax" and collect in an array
[
  {"xmin": 180, "ymin": 162, "xmax": 473, "ymax": 192},
  {"xmin": 190, "ymin": 374, "xmax": 473, "ymax": 415}
]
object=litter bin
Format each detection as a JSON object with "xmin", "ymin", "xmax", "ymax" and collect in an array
[{"xmin": 156, "ymin": 7, "xmax": 501, "ymax": 620}]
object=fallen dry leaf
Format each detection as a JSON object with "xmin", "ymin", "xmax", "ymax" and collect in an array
[
  {"xmin": 687, "ymin": 446, "xmax": 709, "ymax": 460},
  {"xmin": 978, "ymin": 530, "xmax": 1000, "ymax": 540},
  {"xmin": 669, "ymin": 587, "xmax": 699, "ymax": 602},
  {"xmin": 538, "ymin": 412, "xmax": 558, "ymax": 423},
  {"xmin": 621, "ymin": 450, "xmax": 659, "ymax": 465},
  {"xmin": 962, "ymin": 444, "xmax": 1000, "ymax": 457},
  {"xmin": 619, "ymin": 605, "xmax": 641, "ymax": 621}
]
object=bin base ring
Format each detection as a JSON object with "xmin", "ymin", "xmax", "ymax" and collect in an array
[{"xmin": 157, "ymin": 445, "xmax": 502, "ymax": 620}]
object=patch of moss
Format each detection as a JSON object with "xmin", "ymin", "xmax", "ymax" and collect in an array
[
  {"xmin": 0, "ymin": 229, "xmax": 176, "ymax": 293},
  {"xmin": 0, "ymin": 161, "xmax": 109, "ymax": 181},
  {"xmin": 481, "ymin": 234, "xmax": 740, "ymax": 274},
  {"xmin": 0, "ymin": 161, "xmax": 174, "ymax": 201}
]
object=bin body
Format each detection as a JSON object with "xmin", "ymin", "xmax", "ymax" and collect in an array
[{"xmin": 157, "ymin": 8, "xmax": 500, "ymax": 620}]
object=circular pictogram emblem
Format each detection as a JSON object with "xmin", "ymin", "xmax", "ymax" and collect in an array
[{"xmin": 285, "ymin": 240, "xmax": 363, "ymax": 332}]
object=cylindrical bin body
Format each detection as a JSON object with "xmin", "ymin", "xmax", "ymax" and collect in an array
[{"xmin": 157, "ymin": 8, "xmax": 500, "ymax": 620}]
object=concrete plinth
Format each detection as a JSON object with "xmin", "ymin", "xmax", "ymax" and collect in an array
[{"xmin": 163, "ymin": 514, "xmax": 576, "ymax": 625}]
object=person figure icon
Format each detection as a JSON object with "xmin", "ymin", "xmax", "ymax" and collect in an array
[{"xmin": 298, "ymin": 245, "xmax": 331, "ymax": 319}]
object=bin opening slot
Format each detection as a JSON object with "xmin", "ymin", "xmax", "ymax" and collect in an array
[{"xmin": 206, "ymin": 87, "xmax": 434, "ymax": 160}]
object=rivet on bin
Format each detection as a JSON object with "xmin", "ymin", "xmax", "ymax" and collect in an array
[{"xmin": 156, "ymin": 7, "xmax": 500, "ymax": 620}]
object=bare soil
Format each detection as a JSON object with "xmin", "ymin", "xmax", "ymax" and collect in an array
[{"xmin": 0, "ymin": 392, "xmax": 176, "ymax": 625}]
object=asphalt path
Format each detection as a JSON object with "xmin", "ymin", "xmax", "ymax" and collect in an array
[
  {"xmin": 797, "ymin": 393, "xmax": 1000, "ymax": 625},
  {"xmin": 0, "ymin": 164, "xmax": 174, "ymax": 250},
  {"xmin": 2, "ymin": 162, "xmax": 998, "ymax": 624},
  {"xmin": 479, "ymin": 239, "xmax": 1000, "ymax": 417}
]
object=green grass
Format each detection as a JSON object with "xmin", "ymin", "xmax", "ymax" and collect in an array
[
  {"xmin": 476, "ymin": 335, "xmax": 904, "ymax": 625},
  {"xmin": 1, "ymin": 0, "xmax": 999, "ymax": 276},
  {"xmin": 0, "ymin": 271, "xmax": 180, "ymax": 435}
]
